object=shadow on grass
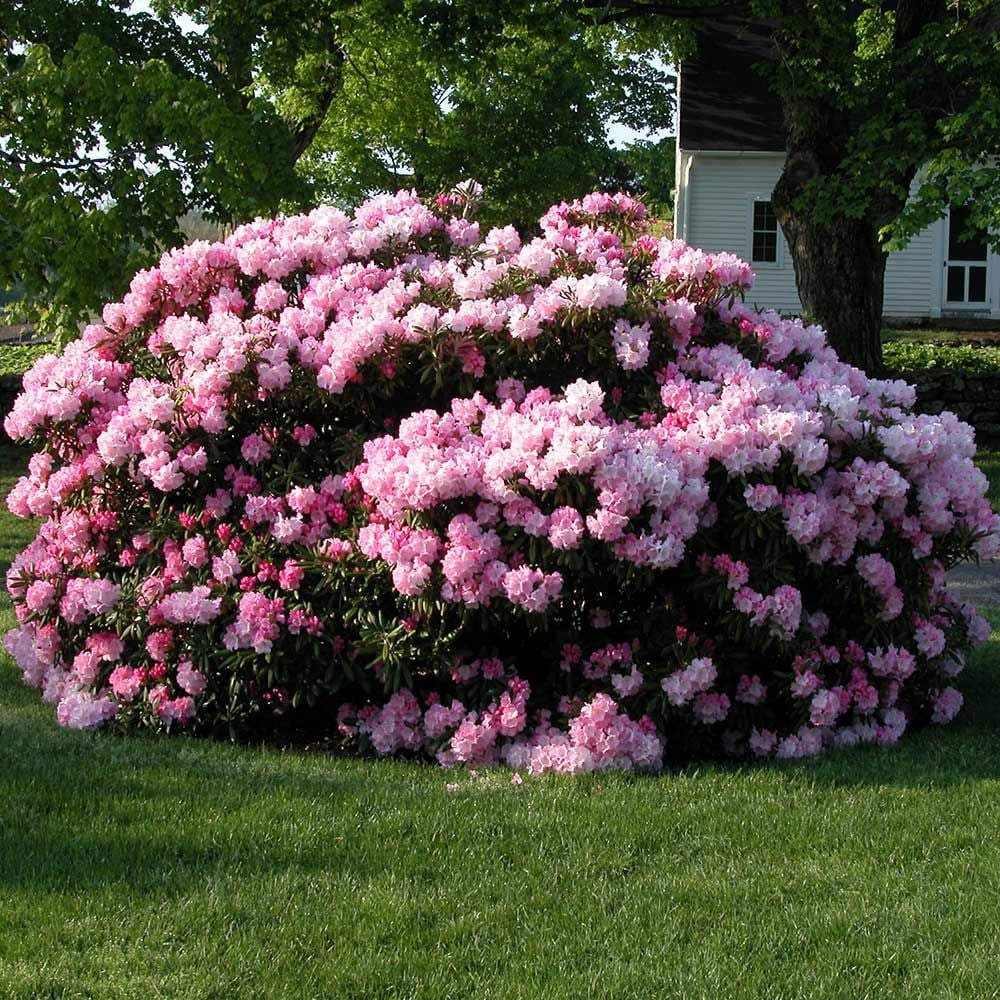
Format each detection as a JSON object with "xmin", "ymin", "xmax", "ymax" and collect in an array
[
  {"xmin": 0, "ymin": 697, "xmax": 379, "ymax": 895},
  {"xmin": 766, "ymin": 613, "xmax": 1000, "ymax": 792}
]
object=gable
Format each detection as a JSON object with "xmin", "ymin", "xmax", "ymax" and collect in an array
[{"xmin": 679, "ymin": 19, "xmax": 785, "ymax": 153}]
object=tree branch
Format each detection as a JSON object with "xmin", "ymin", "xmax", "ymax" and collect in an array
[
  {"xmin": 286, "ymin": 43, "xmax": 347, "ymax": 166},
  {"xmin": 0, "ymin": 148, "xmax": 113, "ymax": 172},
  {"xmin": 590, "ymin": 0, "xmax": 751, "ymax": 24}
]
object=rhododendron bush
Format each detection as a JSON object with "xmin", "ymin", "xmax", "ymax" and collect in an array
[{"xmin": 4, "ymin": 183, "xmax": 998, "ymax": 773}]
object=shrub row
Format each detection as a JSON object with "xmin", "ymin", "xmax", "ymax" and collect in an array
[{"xmin": 883, "ymin": 341, "xmax": 1000, "ymax": 377}]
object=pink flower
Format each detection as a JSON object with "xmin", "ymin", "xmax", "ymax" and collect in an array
[
  {"xmin": 744, "ymin": 483, "xmax": 780, "ymax": 512},
  {"xmin": 931, "ymin": 687, "xmax": 963, "ymax": 724},
  {"xmin": 176, "ymin": 659, "xmax": 207, "ymax": 695},
  {"xmin": 156, "ymin": 694, "xmax": 196, "ymax": 727},
  {"xmin": 278, "ymin": 560, "xmax": 306, "ymax": 591},
  {"xmin": 809, "ymin": 688, "xmax": 844, "ymax": 728},
  {"xmin": 790, "ymin": 670, "xmax": 821, "ymax": 699},
  {"xmin": 692, "ymin": 692, "xmax": 730, "ymax": 724},
  {"xmin": 241, "ymin": 434, "xmax": 272, "ymax": 466},
  {"xmin": 868, "ymin": 645, "xmax": 916, "ymax": 681},
  {"xmin": 502, "ymin": 566, "xmax": 563, "ymax": 613},
  {"xmin": 292, "ymin": 424, "xmax": 317, "ymax": 446},
  {"xmin": 611, "ymin": 667, "xmax": 644, "ymax": 699},
  {"xmin": 914, "ymin": 619, "xmax": 947, "ymax": 659},
  {"xmin": 155, "ymin": 586, "xmax": 222, "ymax": 625},
  {"xmin": 56, "ymin": 690, "xmax": 119, "ymax": 729},
  {"xmin": 735, "ymin": 674, "xmax": 767, "ymax": 705},
  {"xmin": 661, "ymin": 657, "xmax": 716, "ymax": 707},
  {"xmin": 110, "ymin": 666, "xmax": 144, "ymax": 702},
  {"xmin": 749, "ymin": 728, "xmax": 778, "ymax": 757},
  {"xmin": 424, "ymin": 699, "xmax": 466, "ymax": 739},
  {"xmin": 547, "ymin": 507, "xmax": 585, "ymax": 549},
  {"xmin": 25, "ymin": 580, "xmax": 56, "ymax": 613},
  {"xmin": 182, "ymin": 535, "xmax": 208, "ymax": 568}
]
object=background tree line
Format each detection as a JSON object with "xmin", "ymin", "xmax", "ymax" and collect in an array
[
  {"xmin": 0, "ymin": 1, "xmax": 675, "ymax": 341},
  {"xmin": 3, "ymin": 1, "xmax": 999, "ymax": 371}
]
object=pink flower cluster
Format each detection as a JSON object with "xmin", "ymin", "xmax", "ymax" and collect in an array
[
  {"xmin": 2, "ymin": 185, "xmax": 996, "ymax": 772},
  {"xmin": 356, "ymin": 381, "xmax": 712, "ymax": 606},
  {"xmin": 343, "ymin": 681, "xmax": 662, "ymax": 776}
]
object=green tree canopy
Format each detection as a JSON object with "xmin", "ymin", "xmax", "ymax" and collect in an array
[
  {"xmin": 1, "ymin": 0, "xmax": 675, "ymax": 339},
  {"xmin": 593, "ymin": 0, "xmax": 1000, "ymax": 371},
  {"xmin": 1, "ymin": 0, "xmax": 333, "ymax": 335},
  {"xmin": 606, "ymin": 134, "xmax": 676, "ymax": 218},
  {"xmin": 301, "ymin": 5, "xmax": 674, "ymax": 229}
]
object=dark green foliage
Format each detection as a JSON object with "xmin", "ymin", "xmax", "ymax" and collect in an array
[
  {"xmin": 883, "ymin": 342, "xmax": 1000, "ymax": 377},
  {"xmin": 0, "ymin": 1, "xmax": 676, "ymax": 341},
  {"xmin": 0, "ymin": 343, "xmax": 51, "ymax": 377}
]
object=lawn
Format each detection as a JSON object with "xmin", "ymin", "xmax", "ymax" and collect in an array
[
  {"xmin": 2, "ymin": 447, "xmax": 1000, "ymax": 999},
  {"xmin": 981, "ymin": 448, "xmax": 1000, "ymax": 510}
]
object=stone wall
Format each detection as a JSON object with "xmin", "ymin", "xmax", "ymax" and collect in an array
[{"xmin": 899, "ymin": 370, "xmax": 1000, "ymax": 443}]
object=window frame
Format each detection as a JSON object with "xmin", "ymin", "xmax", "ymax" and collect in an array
[
  {"xmin": 944, "ymin": 204, "xmax": 992, "ymax": 308},
  {"xmin": 749, "ymin": 196, "xmax": 782, "ymax": 268}
]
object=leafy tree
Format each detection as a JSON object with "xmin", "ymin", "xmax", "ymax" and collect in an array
[
  {"xmin": 605, "ymin": 134, "xmax": 676, "ymax": 218},
  {"xmin": 293, "ymin": 5, "xmax": 675, "ymax": 230},
  {"xmin": 0, "ymin": 0, "xmax": 348, "ymax": 338},
  {"xmin": 1, "ymin": 1, "xmax": 675, "ymax": 339},
  {"xmin": 593, "ymin": 0, "xmax": 1000, "ymax": 372}
]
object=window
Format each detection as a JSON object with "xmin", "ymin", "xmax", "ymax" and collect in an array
[
  {"xmin": 946, "ymin": 204, "xmax": 990, "ymax": 304},
  {"xmin": 948, "ymin": 204, "xmax": 988, "ymax": 262},
  {"xmin": 751, "ymin": 200, "xmax": 778, "ymax": 263}
]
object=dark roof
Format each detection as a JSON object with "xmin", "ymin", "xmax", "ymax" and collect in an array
[{"xmin": 679, "ymin": 19, "xmax": 786, "ymax": 152}]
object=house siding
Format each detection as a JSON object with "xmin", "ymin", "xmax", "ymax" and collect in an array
[
  {"xmin": 883, "ymin": 209, "xmax": 941, "ymax": 318},
  {"xmin": 677, "ymin": 150, "xmax": 941, "ymax": 319}
]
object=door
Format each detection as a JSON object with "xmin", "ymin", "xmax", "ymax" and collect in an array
[{"xmin": 945, "ymin": 204, "xmax": 990, "ymax": 308}]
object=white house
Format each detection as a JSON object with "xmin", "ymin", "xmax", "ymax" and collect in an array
[{"xmin": 673, "ymin": 20, "xmax": 999, "ymax": 321}]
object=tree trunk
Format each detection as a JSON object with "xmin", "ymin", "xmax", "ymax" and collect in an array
[
  {"xmin": 772, "ymin": 194, "xmax": 887, "ymax": 374},
  {"xmin": 768, "ymin": 77, "xmax": 894, "ymax": 374},
  {"xmin": 286, "ymin": 38, "xmax": 346, "ymax": 168},
  {"xmin": 766, "ymin": 5, "xmax": 937, "ymax": 375},
  {"xmin": 769, "ymin": 89, "xmax": 897, "ymax": 375}
]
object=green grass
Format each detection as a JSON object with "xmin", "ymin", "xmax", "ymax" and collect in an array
[
  {"xmin": 2, "ymin": 616, "xmax": 999, "ymax": 999},
  {"xmin": 0, "ymin": 444, "xmax": 39, "ymax": 582},
  {"xmin": 2, "ymin": 447, "xmax": 1000, "ymax": 999},
  {"xmin": 882, "ymin": 327, "xmax": 1000, "ymax": 345},
  {"xmin": 980, "ymin": 449, "xmax": 1000, "ymax": 511},
  {"xmin": 882, "ymin": 327, "xmax": 970, "ymax": 345}
]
